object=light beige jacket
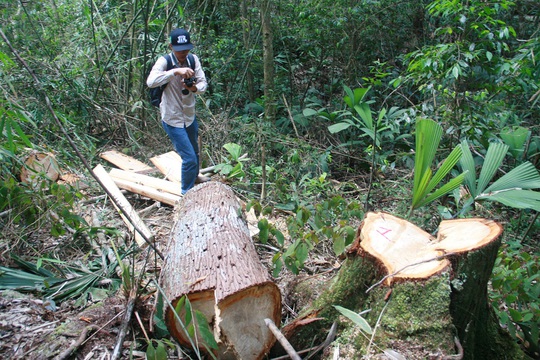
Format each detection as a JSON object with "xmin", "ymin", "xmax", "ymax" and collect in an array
[{"xmin": 146, "ymin": 53, "xmax": 207, "ymax": 127}]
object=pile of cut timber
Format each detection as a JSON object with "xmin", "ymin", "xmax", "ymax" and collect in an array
[
  {"xmin": 95, "ymin": 149, "xmax": 259, "ymax": 247},
  {"xmin": 94, "ymin": 150, "xmax": 193, "ymax": 246}
]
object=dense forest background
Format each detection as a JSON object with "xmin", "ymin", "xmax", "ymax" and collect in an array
[{"xmin": 1, "ymin": 0, "xmax": 539, "ymax": 358}]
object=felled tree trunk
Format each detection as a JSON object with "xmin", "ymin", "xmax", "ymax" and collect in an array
[
  {"xmin": 282, "ymin": 212, "xmax": 527, "ymax": 360},
  {"xmin": 159, "ymin": 181, "xmax": 281, "ymax": 360}
]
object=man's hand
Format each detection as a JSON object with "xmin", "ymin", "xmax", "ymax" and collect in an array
[{"xmin": 174, "ymin": 67, "xmax": 195, "ymax": 78}]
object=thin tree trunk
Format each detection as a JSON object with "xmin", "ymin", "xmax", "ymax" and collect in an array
[
  {"xmin": 242, "ymin": 0, "xmax": 255, "ymax": 102},
  {"xmin": 260, "ymin": 0, "xmax": 276, "ymax": 122}
]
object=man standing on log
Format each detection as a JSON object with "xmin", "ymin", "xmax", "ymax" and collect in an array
[{"xmin": 147, "ymin": 28, "xmax": 209, "ymax": 195}]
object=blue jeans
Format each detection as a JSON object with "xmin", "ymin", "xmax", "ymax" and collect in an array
[{"xmin": 162, "ymin": 120, "xmax": 199, "ymax": 194}]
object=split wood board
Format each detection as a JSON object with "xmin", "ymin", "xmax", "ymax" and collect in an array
[
  {"xmin": 109, "ymin": 176, "xmax": 181, "ymax": 206},
  {"xmin": 100, "ymin": 150, "xmax": 154, "ymax": 173},
  {"xmin": 150, "ymin": 151, "xmax": 182, "ymax": 184},
  {"xmin": 109, "ymin": 168, "xmax": 182, "ymax": 196},
  {"xmin": 93, "ymin": 164, "xmax": 153, "ymax": 247}
]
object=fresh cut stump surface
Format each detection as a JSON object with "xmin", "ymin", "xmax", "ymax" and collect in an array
[{"xmin": 160, "ymin": 181, "xmax": 281, "ymax": 359}]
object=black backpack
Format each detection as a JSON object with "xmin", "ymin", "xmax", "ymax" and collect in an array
[{"xmin": 149, "ymin": 53, "xmax": 195, "ymax": 107}]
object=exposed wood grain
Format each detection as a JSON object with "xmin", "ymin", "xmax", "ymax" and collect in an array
[
  {"xmin": 100, "ymin": 150, "xmax": 154, "ymax": 173},
  {"xmin": 358, "ymin": 212, "xmax": 503, "ymax": 284},
  {"xmin": 150, "ymin": 151, "xmax": 182, "ymax": 183},
  {"xmin": 109, "ymin": 168, "xmax": 182, "ymax": 196}
]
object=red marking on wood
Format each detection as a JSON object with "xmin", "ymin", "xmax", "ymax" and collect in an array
[{"xmin": 377, "ymin": 227, "xmax": 393, "ymax": 241}]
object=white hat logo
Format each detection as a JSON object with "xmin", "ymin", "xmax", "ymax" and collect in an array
[{"xmin": 177, "ymin": 35, "xmax": 188, "ymax": 44}]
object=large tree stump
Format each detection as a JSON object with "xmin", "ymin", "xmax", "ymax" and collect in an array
[
  {"xmin": 159, "ymin": 181, "xmax": 281, "ymax": 359},
  {"xmin": 282, "ymin": 212, "xmax": 528, "ymax": 359}
]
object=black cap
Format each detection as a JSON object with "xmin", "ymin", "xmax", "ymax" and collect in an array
[{"xmin": 170, "ymin": 29, "xmax": 194, "ymax": 51}]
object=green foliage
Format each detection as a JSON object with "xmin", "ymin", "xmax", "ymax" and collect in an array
[
  {"xmin": 409, "ymin": 118, "xmax": 465, "ymax": 217},
  {"xmin": 253, "ymin": 196, "xmax": 362, "ymax": 276},
  {"xmin": 333, "ymin": 305, "xmax": 372, "ymax": 335},
  {"xmin": 145, "ymin": 339, "xmax": 169, "ymax": 360},
  {"xmin": 325, "ymin": 86, "xmax": 410, "ymax": 154},
  {"xmin": 0, "ymin": 250, "xmax": 125, "ymax": 302},
  {"xmin": 491, "ymin": 239, "xmax": 540, "ymax": 356},
  {"xmin": 0, "ymin": 175, "xmax": 87, "ymax": 239},
  {"xmin": 500, "ymin": 126, "xmax": 532, "ymax": 160},
  {"xmin": 174, "ymin": 296, "xmax": 218, "ymax": 356},
  {"xmin": 458, "ymin": 140, "xmax": 540, "ymax": 214},
  {"xmin": 213, "ymin": 143, "xmax": 250, "ymax": 181}
]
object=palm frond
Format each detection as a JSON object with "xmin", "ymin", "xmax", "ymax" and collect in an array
[
  {"xmin": 409, "ymin": 118, "xmax": 464, "ymax": 215},
  {"xmin": 483, "ymin": 162, "xmax": 540, "ymax": 193},
  {"xmin": 479, "ymin": 189, "xmax": 540, "ymax": 212},
  {"xmin": 459, "ymin": 140, "xmax": 477, "ymax": 196},
  {"xmin": 477, "ymin": 142, "xmax": 508, "ymax": 194}
]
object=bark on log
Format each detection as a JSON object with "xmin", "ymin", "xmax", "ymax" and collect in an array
[
  {"xmin": 281, "ymin": 212, "xmax": 528, "ymax": 360},
  {"xmin": 160, "ymin": 181, "xmax": 281, "ymax": 359}
]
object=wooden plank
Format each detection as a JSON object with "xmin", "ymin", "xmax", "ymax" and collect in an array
[
  {"xmin": 111, "ymin": 177, "xmax": 181, "ymax": 206},
  {"xmin": 93, "ymin": 164, "xmax": 153, "ymax": 247},
  {"xmin": 150, "ymin": 151, "xmax": 182, "ymax": 183},
  {"xmin": 100, "ymin": 150, "xmax": 154, "ymax": 173},
  {"xmin": 109, "ymin": 168, "xmax": 182, "ymax": 196}
]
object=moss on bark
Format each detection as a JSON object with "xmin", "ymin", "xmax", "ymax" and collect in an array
[{"xmin": 282, "ymin": 237, "xmax": 530, "ymax": 359}]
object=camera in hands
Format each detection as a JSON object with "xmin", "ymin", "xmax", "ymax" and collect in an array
[{"xmin": 182, "ymin": 77, "xmax": 197, "ymax": 95}]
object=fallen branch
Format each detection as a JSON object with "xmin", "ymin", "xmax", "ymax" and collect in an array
[
  {"xmin": 53, "ymin": 325, "xmax": 99, "ymax": 360},
  {"xmin": 272, "ymin": 322, "xmax": 338, "ymax": 360},
  {"xmin": 365, "ymin": 252, "xmax": 458, "ymax": 293},
  {"xmin": 265, "ymin": 318, "xmax": 301, "ymax": 360}
]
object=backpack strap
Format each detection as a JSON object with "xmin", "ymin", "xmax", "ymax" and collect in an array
[
  {"xmin": 164, "ymin": 54, "xmax": 173, "ymax": 71},
  {"xmin": 187, "ymin": 53, "xmax": 195, "ymax": 70}
]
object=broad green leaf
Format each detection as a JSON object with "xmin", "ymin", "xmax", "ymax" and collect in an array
[
  {"xmin": 413, "ymin": 119, "xmax": 442, "ymax": 194},
  {"xmin": 452, "ymin": 64, "xmax": 460, "ymax": 79},
  {"xmin": 483, "ymin": 162, "xmax": 540, "ymax": 193},
  {"xmin": 295, "ymin": 242, "xmax": 309, "ymax": 264},
  {"xmin": 223, "ymin": 143, "xmax": 243, "ymax": 160},
  {"xmin": 328, "ymin": 122, "xmax": 352, "ymax": 133},
  {"xmin": 271, "ymin": 228, "xmax": 285, "ymax": 246},
  {"xmin": 343, "ymin": 86, "xmax": 370, "ymax": 109},
  {"xmin": 477, "ymin": 142, "xmax": 508, "ymax": 194},
  {"xmin": 303, "ymin": 108, "xmax": 318, "ymax": 117},
  {"xmin": 500, "ymin": 126, "xmax": 529, "ymax": 158},
  {"xmin": 354, "ymin": 103, "xmax": 373, "ymax": 129},
  {"xmin": 423, "ymin": 145, "xmax": 463, "ymax": 196},
  {"xmin": 418, "ymin": 173, "xmax": 466, "ymax": 208},
  {"xmin": 146, "ymin": 340, "xmax": 167, "ymax": 360},
  {"xmin": 258, "ymin": 218, "xmax": 269, "ymax": 244},
  {"xmin": 195, "ymin": 310, "xmax": 218, "ymax": 350},
  {"xmin": 412, "ymin": 167, "xmax": 432, "ymax": 208},
  {"xmin": 333, "ymin": 305, "xmax": 372, "ymax": 334},
  {"xmin": 146, "ymin": 341, "xmax": 157, "ymax": 360},
  {"xmin": 333, "ymin": 236, "xmax": 345, "ymax": 255},
  {"xmin": 459, "ymin": 140, "xmax": 477, "ymax": 196},
  {"xmin": 479, "ymin": 189, "xmax": 540, "ymax": 212}
]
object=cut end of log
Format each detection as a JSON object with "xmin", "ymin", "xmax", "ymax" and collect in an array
[
  {"xmin": 358, "ymin": 212, "xmax": 503, "ymax": 285},
  {"xmin": 20, "ymin": 151, "xmax": 60, "ymax": 184},
  {"xmin": 165, "ymin": 283, "xmax": 281, "ymax": 360}
]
